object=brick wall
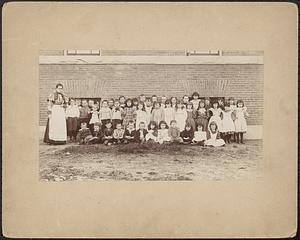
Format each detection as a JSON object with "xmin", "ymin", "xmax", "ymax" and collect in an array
[{"xmin": 39, "ymin": 64, "xmax": 263, "ymax": 126}]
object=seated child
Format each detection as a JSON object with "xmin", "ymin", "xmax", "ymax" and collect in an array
[
  {"xmin": 180, "ymin": 124, "xmax": 194, "ymax": 144},
  {"xmin": 168, "ymin": 120, "xmax": 183, "ymax": 143},
  {"xmin": 192, "ymin": 124, "xmax": 207, "ymax": 146},
  {"xmin": 123, "ymin": 120, "xmax": 136, "ymax": 144},
  {"xmin": 135, "ymin": 122, "xmax": 148, "ymax": 143},
  {"xmin": 102, "ymin": 121, "xmax": 114, "ymax": 145},
  {"xmin": 146, "ymin": 121, "xmax": 158, "ymax": 142},
  {"xmin": 205, "ymin": 121, "xmax": 225, "ymax": 147},
  {"xmin": 113, "ymin": 122, "xmax": 125, "ymax": 144},
  {"xmin": 76, "ymin": 122, "xmax": 93, "ymax": 145},
  {"xmin": 88, "ymin": 122, "xmax": 103, "ymax": 144},
  {"xmin": 157, "ymin": 121, "xmax": 171, "ymax": 144}
]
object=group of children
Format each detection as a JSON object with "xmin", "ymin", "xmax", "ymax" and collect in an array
[{"xmin": 64, "ymin": 92, "xmax": 249, "ymax": 147}]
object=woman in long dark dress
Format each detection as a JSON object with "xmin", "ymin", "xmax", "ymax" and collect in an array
[{"xmin": 43, "ymin": 83, "xmax": 68, "ymax": 145}]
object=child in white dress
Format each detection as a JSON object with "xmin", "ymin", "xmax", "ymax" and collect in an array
[
  {"xmin": 192, "ymin": 124, "xmax": 207, "ymax": 146},
  {"xmin": 135, "ymin": 102, "xmax": 148, "ymax": 130},
  {"xmin": 220, "ymin": 103, "xmax": 235, "ymax": 143},
  {"xmin": 146, "ymin": 121, "xmax": 158, "ymax": 142},
  {"xmin": 157, "ymin": 121, "xmax": 171, "ymax": 144},
  {"xmin": 89, "ymin": 104, "xmax": 100, "ymax": 134},
  {"xmin": 205, "ymin": 121, "xmax": 225, "ymax": 147},
  {"xmin": 234, "ymin": 100, "xmax": 249, "ymax": 144},
  {"xmin": 208, "ymin": 101, "xmax": 222, "ymax": 132},
  {"xmin": 174, "ymin": 101, "xmax": 187, "ymax": 131},
  {"xmin": 164, "ymin": 100, "xmax": 175, "ymax": 127}
]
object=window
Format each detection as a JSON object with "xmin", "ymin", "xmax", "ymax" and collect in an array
[
  {"xmin": 186, "ymin": 50, "xmax": 220, "ymax": 56},
  {"xmin": 65, "ymin": 50, "xmax": 101, "ymax": 56}
]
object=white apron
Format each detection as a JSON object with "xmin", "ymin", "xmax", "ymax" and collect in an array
[{"xmin": 49, "ymin": 105, "xmax": 67, "ymax": 142}]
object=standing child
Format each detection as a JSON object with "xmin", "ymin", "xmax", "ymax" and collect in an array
[
  {"xmin": 146, "ymin": 121, "xmax": 158, "ymax": 142},
  {"xmin": 151, "ymin": 102, "xmax": 165, "ymax": 126},
  {"xmin": 205, "ymin": 121, "xmax": 225, "ymax": 147},
  {"xmin": 191, "ymin": 92, "xmax": 201, "ymax": 111},
  {"xmin": 111, "ymin": 100, "xmax": 123, "ymax": 129},
  {"xmin": 132, "ymin": 98, "xmax": 139, "ymax": 111},
  {"xmin": 220, "ymin": 103, "xmax": 236, "ymax": 143},
  {"xmin": 192, "ymin": 124, "xmax": 207, "ymax": 146},
  {"xmin": 157, "ymin": 121, "xmax": 171, "ymax": 144},
  {"xmin": 170, "ymin": 97, "xmax": 178, "ymax": 109},
  {"xmin": 102, "ymin": 121, "xmax": 114, "ymax": 145},
  {"xmin": 182, "ymin": 95, "xmax": 190, "ymax": 106},
  {"xmin": 135, "ymin": 102, "xmax": 148, "ymax": 130},
  {"xmin": 66, "ymin": 98, "xmax": 80, "ymax": 142},
  {"xmin": 234, "ymin": 100, "xmax": 249, "ymax": 144},
  {"xmin": 185, "ymin": 102, "xmax": 196, "ymax": 131},
  {"xmin": 99, "ymin": 100, "xmax": 112, "ymax": 129},
  {"xmin": 139, "ymin": 94, "xmax": 146, "ymax": 103},
  {"xmin": 119, "ymin": 96, "xmax": 126, "ymax": 109},
  {"xmin": 151, "ymin": 95, "xmax": 158, "ymax": 103},
  {"xmin": 88, "ymin": 122, "xmax": 103, "ymax": 144},
  {"xmin": 228, "ymin": 97, "xmax": 237, "ymax": 142},
  {"xmin": 144, "ymin": 97, "xmax": 153, "ymax": 126},
  {"xmin": 164, "ymin": 100, "xmax": 175, "ymax": 127},
  {"xmin": 160, "ymin": 95, "xmax": 167, "ymax": 108},
  {"xmin": 122, "ymin": 98, "xmax": 137, "ymax": 128},
  {"xmin": 208, "ymin": 101, "xmax": 222, "ymax": 132},
  {"xmin": 89, "ymin": 104, "xmax": 100, "ymax": 134},
  {"xmin": 174, "ymin": 100, "xmax": 187, "ymax": 132},
  {"xmin": 180, "ymin": 124, "xmax": 194, "ymax": 144},
  {"xmin": 123, "ymin": 120, "xmax": 136, "ymax": 144},
  {"xmin": 113, "ymin": 122, "xmax": 125, "ymax": 144},
  {"xmin": 168, "ymin": 120, "xmax": 183, "ymax": 143},
  {"xmin": 135, "ymin": 122, "xmax": 148, "ymax": 143},
  {"xmin": 195, "ymin": 100, "xmax": 209, "ymax": 131},
  {"xmin": 218, "ymin": 98, "xmax": 225, "ymax": 111},
  {"xmin": 108, "ymin": 98, "xmax": 115, "ymax": 110},
  {"xmin": 76, "ymin": 122, "xmax": 93, "ymax": 145},
  {"xmin": 75, "ymin": 98, "xmax": 82, "ymax": 108},
  {"xmin": 78, "ymin": 99, "xmax": 90, "ymax": 130}
]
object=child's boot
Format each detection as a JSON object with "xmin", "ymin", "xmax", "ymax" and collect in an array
[
  {"xmin": 240, "ymin": 133, "xmax": 244, "ymax": 144},
  {"xmin": 236, "ymin": 133, "xmax": 240, "ymax": 144}
]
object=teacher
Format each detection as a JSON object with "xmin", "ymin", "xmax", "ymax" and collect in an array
[{"xmin": 43, "ymin": 83, "xmax": 68, "ymax": 144}]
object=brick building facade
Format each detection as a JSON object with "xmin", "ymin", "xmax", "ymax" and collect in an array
[{"xmin": 39, "ymin": 50, "xmax": 263, "ymax": 138}]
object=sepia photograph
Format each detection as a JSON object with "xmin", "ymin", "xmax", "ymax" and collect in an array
[{"xmin": 39, "ymin": 49, "xmax": 264, "ymax": 181}]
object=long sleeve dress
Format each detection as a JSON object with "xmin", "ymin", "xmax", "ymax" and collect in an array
[
  {"xmin": 234, "ymin": 107, "xmax": 248, "ymax": 133},
  {"xmin": 174, "ymin": 108, "xmax": 188, "ymax": 132},
  {"xmin": 195, "ymin": 108, "xmax": 209, "ymax": 131},
  {"xmin": 186, "ymin": 109, "xmax": 196, "ymax": 131},
  {"xmin": 135, "ymin": 110, "xmax": 148, "ymax": 130},
  {"xmin": 164, "ymin": 107, "xmax": 175, "ymax": 127}
]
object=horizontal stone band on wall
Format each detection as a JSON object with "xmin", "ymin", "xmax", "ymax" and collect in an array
[{"xmin": 39, "ymin": 55, "xmax": 264, "ymax": 65}]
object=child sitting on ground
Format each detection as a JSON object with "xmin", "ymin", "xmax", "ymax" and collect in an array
[
  {"xmin": 192, "ymin": 124, "xmax": 207, "ymax": 146},
  {"xmin": 123, "ymin": 120, "xmax": 136, "ymax": 144},
  {"xmin": 168, "ymin": 120, "xmax": 183, "ymax": 143},
  {"xmin": 180, "ymin": 124, "xmax": 194, "ymax": 144},
  {"xmin": 135, "ymin": 122, "xmax": 148, "ymax": 143},
  {"xmin": 76, "ymin": 122, "xmax": 93, "ymax": 145},
  {"xmin": 102, "ymin": 121, "xmax": 114, "ymax": 145},
  {"xmin": 205, "ymin": 121, "xmax": 225, "ymax": 147},
  {"xmin": 88, "ymin": 122, "xmax": 103, "ymax": 144},
  {"xmin": 157, "ymin": 121, "xmax": 171, "ymax": 144},
  {"xmin": 146, "ymin": 121, "xmax": 158, "ymax": 142},
  {"xmin": 113, "ymin": 122, "xmax": 125, "ymax": 144}
]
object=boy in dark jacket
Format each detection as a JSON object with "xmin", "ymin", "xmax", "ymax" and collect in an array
[
  {"xmin": 102, "ymin": 121, "xmax": 114, "ymax": 145},
  {"xmin": 123, "ymin": 120, "xmax": 136, "ymax": 144},
  {"xmin": 87, "ymin": 122, "xmax": 103, "ymax": 144},
  {"xmin": 77, "ymin": 122, "xmax": 93, "ymax": 145},
  {"xmin": 135, "ymin": 122, "xmax": 148, "ymax": 143}
]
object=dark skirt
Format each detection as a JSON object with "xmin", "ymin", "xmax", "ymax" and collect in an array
[
  {"xmin": 196, "ymin": 118, "xmax": 208, "ymax": 131},
  {"xmin": 43, "ymin": 118, "xmax": 66, "ymax": 145}
]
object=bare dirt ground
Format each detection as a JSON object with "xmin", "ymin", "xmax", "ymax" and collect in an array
[{"xmin": 39, "ymin": 140, "xmax": 263, "ymax": 181}]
